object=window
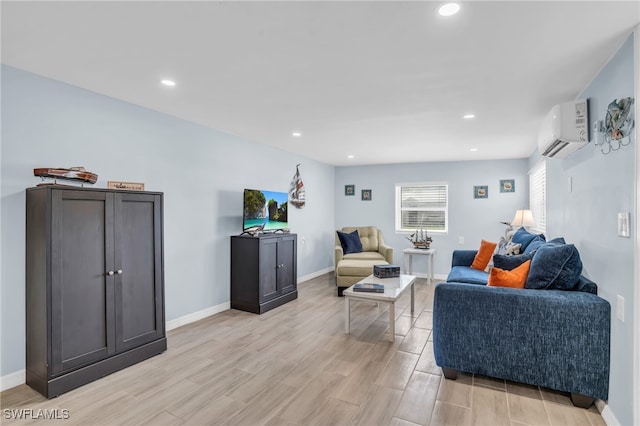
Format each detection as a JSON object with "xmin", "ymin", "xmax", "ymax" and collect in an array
[
  {"xmin": 395, "ymin": 183, "xmax": 448, "ymax": 233},
  {"xmin": 529, "ymin": 161, "xmax": 546, "ymax": 233}
]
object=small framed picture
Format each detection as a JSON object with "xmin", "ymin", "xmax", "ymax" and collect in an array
[
  {"xmin": 361, "ymin": 189, "xmax": 372, "ymax": 201},
  {"xmin": 474, "ymin": 185, "xmax": 488, "ymax": 199},
  {"xmin": 345, "ymin": 184, "xmax": 355, "ymax": 196},
  {"xmin": 500, "ymin": 179, "xmax": 515, "ymax": 193}
]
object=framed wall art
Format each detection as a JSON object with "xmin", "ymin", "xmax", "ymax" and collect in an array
[
  {"xmin": 500, "ymin": 179, "xmax": 515, "ymax": 193},
  {"xmin": 474, "ymin": 185, "xmax": 488, "ymax": 199},
  {"xmin": 361, "ymin": 189, "xmax": 372, "ymax": 201},
  {"xmin": 345, "ymin": 184, "xmax": 355, "ymax": 196}
]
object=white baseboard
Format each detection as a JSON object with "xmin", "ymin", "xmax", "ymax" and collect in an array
[
  {"xmin": 166, "ymin": 268, "xmax": 334, "ymax": 332},
  {"xmin": 298, "ymin": 267, "xmax": 333, "ymax": 283},
  {"xmin": 0, "ymin": 369, "xmax": 25, "ymax": 392},
  {"xmin": 167, "ymin": 267, "xmax": 334, "ymax": 331},
  {"xmin": 407, "ymin": 272, "xmax": 447, "ymax": 281},
  {"xmin": 599, "ymin": 400, "xmax": 620, "ymax": 426},
  {"xmin": 166, "ymin": 301, "xmax": 230, "ymax": 331}
]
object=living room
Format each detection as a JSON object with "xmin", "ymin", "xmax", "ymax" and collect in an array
[{"xmin": 1, "ymin": 1, "xmax": 639, "ymax": 425}]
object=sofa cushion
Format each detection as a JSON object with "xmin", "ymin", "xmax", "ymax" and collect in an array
[
  {"xmin": 336, "ymin": 258, "xmax": 388, "ymax": 277},
  {"xmin": 451, "ymin": 250, "xmax": 478, "ymax": 267},
  {"xmin": 471, "ymin": 240, "xmax": 497, "ymax": 271},
  {"xmin": 547, "ymin": 237, "xmax": 566, "ymax": 245},
  {"xmin": 512, "ymin": 227, "xmax": 545, "ymax": 252},
  {"xmin": 575, "ymin": 275, "xmax": 598, "ymax": 294},
  {"xmin": 337, "ymin": 230, "xmax": 363, "ymax": 254},
  {"xmin": 523, "ymin": 235, "xmax": 546, "ymax": 255},
  {"xmin": 357, "ymin": 226, "xmax": 380, "ymax": 252},
  {"xmin": 526, "ymin": 243, "xmax": 583, "ymax": 290},
  {"xmin": 488, "ymin": 260, "xmax": 531, "ymax": 288},
  {"xmin": 447, "ymin": 266, "xmax": 489, "ymax": 285},
  {"xmin": 343, "ymin": 251, "xmax": 387, "ymax": 261},
  {"xmin": 493, "ymin": 252, "xmax": 534, "ymax": 270}
]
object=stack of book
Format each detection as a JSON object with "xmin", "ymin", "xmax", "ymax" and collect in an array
[{"xmin": 353, "ymin": 283, "xmax": 384, "ymax": 293}]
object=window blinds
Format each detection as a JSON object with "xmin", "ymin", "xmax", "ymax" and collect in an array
[{"xmin": 396, "ymin": 184, "xmax": 448, "ymax": 232}]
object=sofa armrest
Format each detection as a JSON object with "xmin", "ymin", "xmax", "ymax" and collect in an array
[
  {"xmin": 451, "ymin": 250, "xmax": 477, "ymax": 267},
  {"xmin": 378, "ymin": 243, "xmax": 394, "ymax": 264},
  {"xmin": 334, "ymin": 245, "xmax": 344, "ymax": 267},
  {"xmin": 432, "ymin": 283, "xmax": 610, "ymax": 400}
]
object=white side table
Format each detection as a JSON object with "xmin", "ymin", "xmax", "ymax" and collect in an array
[{"xmin": 403, "ymin": 248, "xmax": 436, "ymax": 282}]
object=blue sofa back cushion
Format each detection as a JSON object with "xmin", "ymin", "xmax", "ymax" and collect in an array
[
  {"xmin": 493, "ymin": 252, "xmax": 534, "ymax": 270},
  {"xmin": 337, "ymin": 230, "xmax": 363, "ymax": 254},
  {"xmin": 447, "ymin": 266, "xmax": 489, "ymax": 285},
  {"xmin": 526, "ymin": 243, "xmax": 583, "ymax": 290},
  {"xmin": 512, "ymin": 227, "xmax": 545, "ymax": 252},
  {"xmin": 575, "ymin": 275, "xmax": 598, "ymax": 294},
  {"xmin": 548, "ymin": 237, "xmax": 566, "ymax": 245},
  {"xmin": 523, "ymin": 236, "xmax": 546, "ymax": 255}
]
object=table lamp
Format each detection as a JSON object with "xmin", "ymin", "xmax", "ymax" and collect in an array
[{"xmin": 511, "ymin": 209, "xmax": 535, "ymax": 228}]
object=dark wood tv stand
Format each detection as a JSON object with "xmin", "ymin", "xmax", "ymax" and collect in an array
[{"xmin": 230, "ymin": 233, "xmax": 297, "ymax": 314}]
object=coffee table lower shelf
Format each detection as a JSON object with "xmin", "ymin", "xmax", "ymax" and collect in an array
[{"xmin": 343, "ymin": 274, "xmax": 417, "ymax": 342}]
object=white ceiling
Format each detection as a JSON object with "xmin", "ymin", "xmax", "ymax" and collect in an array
[{"xmin": 2, "ymin": 1, "xmax": 638, "ymax": 166}]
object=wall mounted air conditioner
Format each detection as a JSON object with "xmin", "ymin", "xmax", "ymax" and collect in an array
[{"xmin": 538, "ymin": 99, "xmax": 589, "ymax": 159}]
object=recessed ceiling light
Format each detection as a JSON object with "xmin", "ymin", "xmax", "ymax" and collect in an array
[
  {"xmin": 161, "ymin": 79, "xmax": 176, "ymax": 87},
  {"xmin": 463, "ymin": 114, "xmax": 475, "ymax": 119},
  {"xmin": 470, "ymin": 148, "xmax": 478, "ymax": 152},
  {"xmin": 438, "ymin": 2, "xmax": 461, "ymax": 17},
  {"xmin": 347, "ymin": 155, "xmax": 355, "ymax": 159},
  {"xmin": 292, "ymin": 132, "xmax": 302, "ymax": 137}
]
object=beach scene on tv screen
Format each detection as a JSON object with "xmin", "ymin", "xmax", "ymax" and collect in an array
[{"xmin": 244, "ymin": 189, "xmax": 288, "ymax": 230}]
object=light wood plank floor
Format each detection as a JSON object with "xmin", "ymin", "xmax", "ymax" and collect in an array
[{"xmin": 2, "ymin": 274, "xmax": 606, "ymax": 425}]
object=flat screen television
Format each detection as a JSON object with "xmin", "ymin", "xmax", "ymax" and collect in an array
[{"xmin": 243, "ymin": 188, "xmax": 288, "ymax": 233}]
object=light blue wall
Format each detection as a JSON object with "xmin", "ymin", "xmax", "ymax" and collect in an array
[
  {"xmin": 529, "ymin": 34, "xmax": 635, "ymax": 425},
  {"xmin": 335, "ymin": 159, "xmax": 529, "ymax": 276},
  {"xmin": 0, "ymin": 66, "xmax": 336, "ymax": 377},
  {"xmin": 2, "ymin": 31, "xmax": 637, "ymax": 422}
]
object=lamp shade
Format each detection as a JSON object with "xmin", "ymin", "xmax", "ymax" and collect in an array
[{"xmin": 511, "ymin": 209, "xmax": 535, "ymax": 227}]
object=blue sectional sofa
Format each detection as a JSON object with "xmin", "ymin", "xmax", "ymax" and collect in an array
[{"xmin": 433, "ymin": 231, "xmax": 611, "ymax": 408}]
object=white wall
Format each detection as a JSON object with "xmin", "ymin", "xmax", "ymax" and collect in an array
[
  {"xmin": 335, "ymin": 159, "xmax": 529, "ymax": 277},
  {"xmin": 0, "ymin": 65, "xmax": 336, "ymax": 380},
  {"xmin": 634, "ymin": 25, "xmax": 640, "ymax": 426},
  {"xmin": 531, "ymin": 33, "xmax": 636, "ymax": 425}
]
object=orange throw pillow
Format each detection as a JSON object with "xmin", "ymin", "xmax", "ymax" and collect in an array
[
  {"xmin": 470, "ymin": 240, "xmax": 497, "ymax": 271},
  {"xmin": 488, "ymin": 260, "xmax": 531, "ymax": 288}
]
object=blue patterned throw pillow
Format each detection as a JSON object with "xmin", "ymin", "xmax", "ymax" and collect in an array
[{"xmin": 496, "ymin": 237, "xmax": 521, "ymax": 255}]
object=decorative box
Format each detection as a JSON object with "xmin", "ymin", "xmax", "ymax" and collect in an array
[{"xmin": 374, "ymin": 264, "xmax": 400, "ymax": 278}]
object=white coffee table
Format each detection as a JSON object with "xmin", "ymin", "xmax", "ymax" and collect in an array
[{"xmin": 343, "ymin": 274, "xmax": 417, "ymax": 342}]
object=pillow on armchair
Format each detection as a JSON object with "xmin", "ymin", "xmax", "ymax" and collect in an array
[{"xmin": 337, "ymin": 230, "xmax": 363, "ymax": 254}]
